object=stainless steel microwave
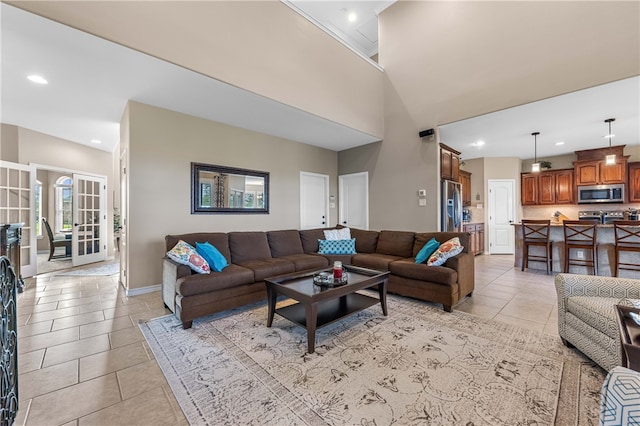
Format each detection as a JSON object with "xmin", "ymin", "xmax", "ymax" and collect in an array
[{"xmin": 577, "ymin": 184, "xmax": 624, "ymax": 204}]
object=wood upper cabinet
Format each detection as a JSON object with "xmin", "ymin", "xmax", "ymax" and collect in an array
[
  {"xmin": 521, "ymin": 169, "xmax": 575, "ymax": 206},
  {"xmin": 574, "ymin": 146, "xmax": 628, "ymax": 186},
  {"xmin": 459, "ymin": 170, "xmax": 472, "ymax": 206},
  {"xmin": 521, "ymin": 173, "xmax": 538, "ymax": 205},
  {"xmin": 629, "ymin": 162, "xmax": 640, "ymax": 203},
  {"xmin": 440, "ymin": 143, "xmax": 461, "ymax": 182}
]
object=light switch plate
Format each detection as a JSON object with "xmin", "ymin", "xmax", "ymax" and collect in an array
[
  {"xmin": 329, "ymin": 202, "xmax": 336, "ymax": 209},
  {"xmin": 418, "ymin": 199, "xmax": 427, "ymax": 206}
]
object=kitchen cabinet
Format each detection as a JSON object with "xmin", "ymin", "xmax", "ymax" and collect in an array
[
  {"xmin": 440, "ymin": 143, "xmax": 461, "ymax": 182},
  {"xmin": 629, "ymin": 162, "xmax": 640, "ymax": 203},
  {"xmin": 574, "ymin": 145, "xmax": 628, "ymax": 186},
  {"xmin": 463, "ymin": 223, "xmax": 484, "ymax": 255},
  {"xmin": 459, "ymin": 170, "xmax": 472, "ymax": 206},
  {"xmin": 521, "ymin": 169, "xmax": 575, "ymax": 205}
]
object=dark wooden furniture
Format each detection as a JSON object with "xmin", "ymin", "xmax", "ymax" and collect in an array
[
  {"xmin": 42, "ymin": 217, "xmax": 71, "ymax": 261},
  {"xmin": 574, "ymin": 145, "xmax": 628, "ymax": 186},
  {"xmin": 521, "ymin": 219, "xmax": 553, "ymax": 274},
  {"xmin": 463, "ymin": 223, "xmax": 484, "ymax": 255},
  {"xmin": 0, "ymin": 223, "xmax": 24, "ymax": 292},
  {"xmin": 440, "ymin": 143, "xmax": 460, "ymax": 182},
  {"xmin": 265, "ymin": 265, "xmax": 389, "ymax": 354},
  {"xmin": 459, "ymin": 170, "xmax": 471, "ymax": 206},
  {"xmin": 629, "ymin": 162, "xmax": 640, "ymax": 203},
  {"xmin": 520, "ymin": 169, "xmax": 575, "ymax": 206},
  {"xmin": 563, "ymin": 220, "xmax": 598, "ymax": 275},
  {"xmin": 615, "ymin": 304, "xmax": 640, "ymax": 372},
  {"xmin": 613, "ymin": 220, "xmax": 640, "ymax": 277},
  {"xmin": 0, "ymin": 256, "xmax": 19, "ymax": 424}
]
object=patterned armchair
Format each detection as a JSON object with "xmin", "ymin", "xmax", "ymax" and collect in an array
[
  {"xmin": 599, "ymin": 366, "xmax": 640, "ymax": 425},
  {"xmin": 555, "ymin": 273, "xmax": 640, "ymax": 371}
]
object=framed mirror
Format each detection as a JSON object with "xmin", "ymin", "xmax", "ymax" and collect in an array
[{"xmin": 191, "ymin": 163, "xmax": 269, "ymax": 214}]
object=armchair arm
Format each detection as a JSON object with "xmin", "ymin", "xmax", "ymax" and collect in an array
[{"xmin": 555, "ymin": 273, "xmax": 640, "ymax": 300}]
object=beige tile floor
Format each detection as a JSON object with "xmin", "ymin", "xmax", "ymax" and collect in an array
[{"xmin": 14, "ymin": 253, "xmax": 560, "ymax": 425}]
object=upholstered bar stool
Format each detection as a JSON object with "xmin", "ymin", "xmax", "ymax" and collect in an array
[
  {"xmin": 613, "ymin": 220, "xmax": 640, "ymax": 277},
  {"xmin": 563, "ymin": 219, "xmax": 598, "ymax": 275},
  {"xmin": 521, "ymin": 219, "xmax": 553, "ymax": 274}
]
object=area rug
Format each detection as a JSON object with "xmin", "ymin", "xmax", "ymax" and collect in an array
[
  {"xmin": 140, "ymin": 294, "xmax": 605, "ymax": 426},
  {"xmin": 56, "ymin": 261, "xmax": 119, "ymax": 276}
]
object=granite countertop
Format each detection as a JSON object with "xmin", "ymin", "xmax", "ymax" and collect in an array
[{"xmin": 512, "ymin": 222, "xmax": 616, "ymax": 228}]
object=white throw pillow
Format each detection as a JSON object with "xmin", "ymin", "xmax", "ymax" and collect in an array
[{"xmin": 324, "ymin": 227, "xmax": 351, "ymax": 240}]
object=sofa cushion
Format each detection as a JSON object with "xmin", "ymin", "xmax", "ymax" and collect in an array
[
  {"xmin": 389, "ymin": 260, "xmax": 458, "ymax": 286},
  {"xmin": 177, "ymin": 264, "xmax": 254, "ymax": 296},
  {"xmin": 414, "ymin": 232, "xmax": 471, "ymax": 255},
  {"xmin": 324, "ymin": 227, "xmax": 351, "ymax": 240},
  {"xmin": 376, "ymin": 230, "xmax": 415, "ymax": 258},
  {"xmin": 267, "ymin": 230, "xmax": 304, "ymax": 257},
  {"xmin": 318, "ymin": 239, "xmax": 357, "ymax": 255},
  {"xmin": 352, "ymin": 253, "xmax": 403, "ymax": 271},
  {"xmin": 229, "ymin": 232, "xmax": 272, "ymax": 263},
  {"xmin": 235, "ymin": 258, "xmax": 296, "ymax": 281},
  {"xmin": 166, "ymin": 233, "xmax": 231, "ymax": 262},
  {"xmin": 299, "ymin": 228, "xmax": 330, "ymax": 254},
  {"xmin": 195, "ymin": 242, "xmax": 228, "ymax": 272},
  {"xmin": 566, "ymin": 296, "xmax": 621, "ymax": 340},
  {"xmin": 427, "ymin": 237, "xmax": 464, "ymax": 266},
  {"xmin": 167, "ymin": 240, "xmax": 210, "ymax": 274},
  {"xmin": 277, "ymin": 254, "xmax": 329, "ymax": 271},
  {"xmin": 350, "ymin": 228, "xmax": 379, "ymax": 253}
]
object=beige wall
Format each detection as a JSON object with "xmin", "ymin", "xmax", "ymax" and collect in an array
[
  {"xmin": 1, "ymin": 124, "xmax": 19, "ymax": 162},
  {"xmin": 124, "ymin": 102, "xmax": 339, "ymax": 289},
  {"xmin": 11, "ymin": 1, "xmax": 383, "ymax": 139}
]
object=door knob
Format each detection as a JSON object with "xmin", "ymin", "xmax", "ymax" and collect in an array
[{"xmin": 342, "ymin": 221, "xmax": 347, "ymax": 224}]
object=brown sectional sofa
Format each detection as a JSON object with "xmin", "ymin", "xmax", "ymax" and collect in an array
[{"xmin": 162, "ymin": 228, "xmax": 474, "ymax": 329}]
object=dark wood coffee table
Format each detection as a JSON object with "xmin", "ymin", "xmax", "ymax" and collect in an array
[{"xmin": 265, "ymin": 265, "xmax": 390, "ymax": 354}]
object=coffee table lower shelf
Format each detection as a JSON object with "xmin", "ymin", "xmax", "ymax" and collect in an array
[{"xmin": 276, "ymin": 293, "xmax": 378, "ymax": 330}]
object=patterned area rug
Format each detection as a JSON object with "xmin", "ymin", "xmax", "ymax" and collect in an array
[{"xmin": 140, "ymin": 294, "xmax": 605, "ymax": 426}]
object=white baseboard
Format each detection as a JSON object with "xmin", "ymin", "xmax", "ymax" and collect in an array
[{"xmin": 125, "ymin": 284, "xmax": 161, "ymax": 297}]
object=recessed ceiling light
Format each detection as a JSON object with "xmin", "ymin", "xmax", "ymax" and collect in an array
[
  {"xmin": 90, "ymin": 139, "xmax": 102, "ymax": 144},
  {"xmin": 347, "ymin": 12, "xmax": 357, "ymax": 22},
  {"xmin": 27, "ymin": 75, "xmax": 48, "ymax": 85},
  {"xmin": 555, "ymin": 141, "xmax": 565, "ymax": 146},
  {"xmin": 471, "ymin": 140, "xmax": 485, "ymax": 147}
]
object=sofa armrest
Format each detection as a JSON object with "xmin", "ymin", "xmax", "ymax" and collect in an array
[
  {"xmin": 555, "ymin": 273, "xmax": 640, "ymax": 300},
  {"xmin": 162, "ymin": 257, "xmax": 191, "ymax": 313},
  {"xmin": 444, "ymin": 251, "xmax": 475, "ymax": 298}
]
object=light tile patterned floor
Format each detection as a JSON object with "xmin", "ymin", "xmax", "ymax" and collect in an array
[{"xmin": 14, "ymin": 253, "xmax": 561, "ymax": 425}]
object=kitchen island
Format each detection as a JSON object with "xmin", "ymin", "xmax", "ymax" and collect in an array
[{"xmin": 513, "ymin": 222, "xmax": 640, "ymax": 279}]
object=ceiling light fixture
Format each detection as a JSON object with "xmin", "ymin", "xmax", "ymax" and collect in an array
[
  {"xmin": 604, "ymin": 118, "xmax": 616, "ymax": 165},
  {"xmin": 555, "ymin": 141, "xmax": 565, "ymax": 146},
  {"xmin": 90, "ymin": 139, "xmax": 102, "ymax": 144},
  {"xmin": 347, "ymin": 12, "xmax": 357, "ymax": 22},
  {"xmin": 531, "ymin": 132, "xmax": 540, "ymax": 173},
  {"xmin": 27, "ymin": 75, "xmax": 48, "ymax": 85}
]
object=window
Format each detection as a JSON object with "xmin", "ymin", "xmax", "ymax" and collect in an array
[
  {"xmin": 35, "ymin": 180, "xmax": 42, "ymax": 237},
  {"xmin": 55, "ymin": 176, "xmax": 73, "ymax": 232}
]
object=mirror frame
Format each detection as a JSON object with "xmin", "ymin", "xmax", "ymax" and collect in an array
[{"xmin": 191, "ymin": 162, "xmax": 270, "ymax": 214}]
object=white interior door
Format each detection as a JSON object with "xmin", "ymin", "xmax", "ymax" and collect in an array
[
  {"xmin": 72, "ymin": 174, "xmax": 106, "ymax": 266},
  {"xmin": 300, "ymin": 172, "xmax": 329, "ymax": 229},
  {"xmin": 339, "ymin": 172, "xmax": 369, "ymax": 229},
  {"xmin": 488, "ymin": 179, "xmax": 515, "ymax": 254}
]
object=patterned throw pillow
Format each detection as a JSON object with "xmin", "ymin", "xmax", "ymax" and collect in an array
[
  {"xmin": 167, "ymin": 240, "xmax": 210, "ymax": 274},
  {"xmin": 317, "ymin": 238, "xmax": 357, "ymax": 255},
  {"xmin": 415, "ymin": 238, "xmax": 441, "ymax": 264},
  {"xmin": 324, "ymin": 228, "xmax": 351, "ymax": 241},
  {"xmin": 196, "ymin": 242, "xmax": 228, "ymax": 272},
  {"xmin": 427, "ymin": 237, "xmax": 463, "ymax": 266}
]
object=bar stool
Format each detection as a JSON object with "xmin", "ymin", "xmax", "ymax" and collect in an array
[
  {"xmin": 613, "ymin": 220, "xmax": 640, "ymax": 277},
  {"xmin": 563, "ymin": 219, "xmax": 598, "ymax": 275},
  {"xmin": 521, "ymin": 219, "xmax": 553, "ymax": 274}
]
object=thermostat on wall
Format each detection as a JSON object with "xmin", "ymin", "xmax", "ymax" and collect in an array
[{"xmin": 418, "ymin": 189, "xmax": 427, "ymax": 197}]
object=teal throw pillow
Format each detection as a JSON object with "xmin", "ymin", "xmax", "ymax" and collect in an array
[
  {"xmin": 415, "ymin": 238, "xmax": 440, "ymax": 264},
  {"xmin": 317, "ymin": 238, "xmax": 356, "ymax": 255},
  {"xmin": 196, "ymin": 242, "xmax": 229, "ymax": 272}
]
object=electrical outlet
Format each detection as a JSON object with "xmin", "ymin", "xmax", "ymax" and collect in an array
[{"xmin": 577, "ymin": 251, "xmax": 584, "ymax": 259}]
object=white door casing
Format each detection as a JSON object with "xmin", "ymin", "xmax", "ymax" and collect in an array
[
  {"xmin": 339, "ymin": 172, "xmax": 369, "ymax": 229},
  {"xmin": 488, "ymin": 179, "xmax": 515, "ymax": 254},
  {"xmin": 72, "ymin": 174, "xmax": 107, "ymax": 266},
  {"xmin": 300, "ymin": 172, "xmax": 329, "ymax": 229}
]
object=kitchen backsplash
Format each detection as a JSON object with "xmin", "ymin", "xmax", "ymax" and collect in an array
[{"xmin": 522, "ymin": 203, "xmax": 640, "ymax": 221}]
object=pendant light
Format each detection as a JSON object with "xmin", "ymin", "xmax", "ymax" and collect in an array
[
  {"xmin": 531, "ymin": 132, "xmax": 541, "ymax": 173},
  {"xmin": 604, "ymin": 118, "xmax": 616, "ymax": 165}
]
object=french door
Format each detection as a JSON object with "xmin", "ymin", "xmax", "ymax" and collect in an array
[{"xmin": 72, "ymin": 174, "xmax": 106, "ymax": 266}]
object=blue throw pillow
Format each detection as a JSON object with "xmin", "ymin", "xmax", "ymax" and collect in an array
[
  {"xmin": 415, "ymin": 238, "xmax": 440, "ymax": 264},
  {"xmin": 196, "ymin": 242, "xmax": 228, "ymax": 272},
  {"xmin": 317, "ymin": 238, "xmax": 357, "ymax": 255}
]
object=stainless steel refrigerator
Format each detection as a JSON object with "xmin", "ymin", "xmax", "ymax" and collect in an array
[{"xmin": 441, "ymin": 179, "xmax": 462, "ymax": 232}]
